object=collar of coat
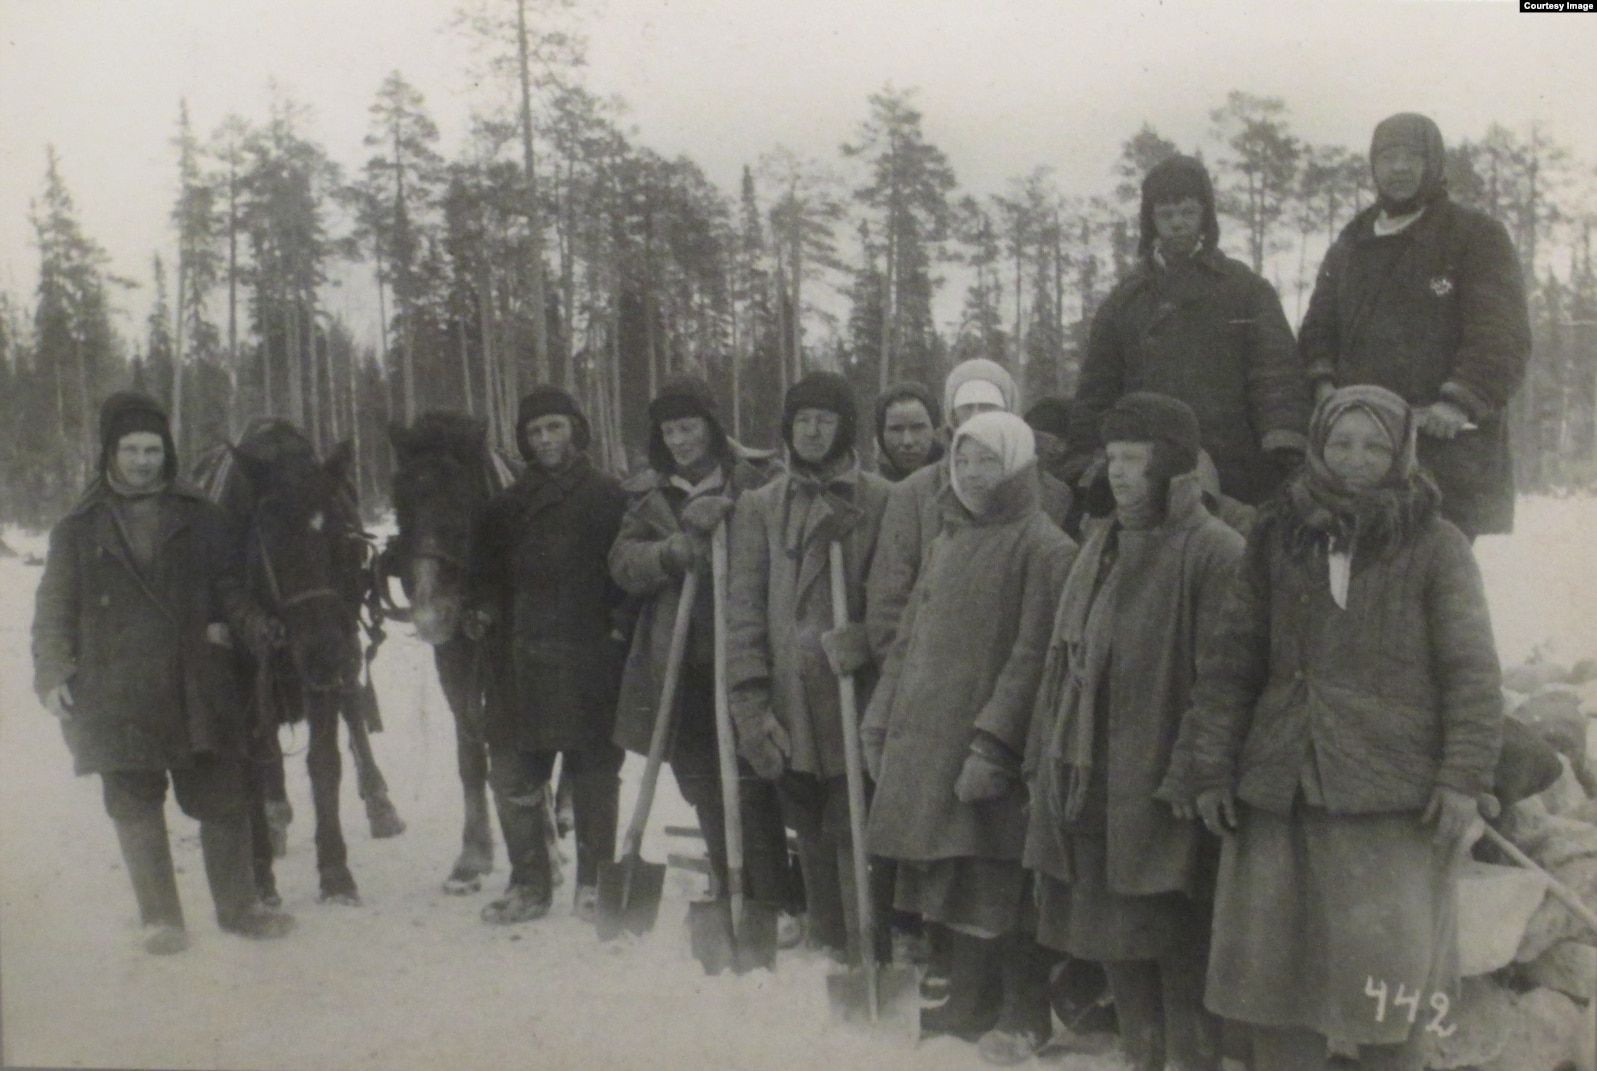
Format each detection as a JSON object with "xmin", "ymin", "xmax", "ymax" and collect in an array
[
  {"xmin": 620, "ymin": 450, "xmax": 775, "ymax": 498},
  {"xmin": 1341, "ymin": 193, "xmax": 1454, "ymax": 246},
  {"xmin": 69, "ymin": 476, "xmax": 211, "ymax": 518},
  {"xmin": 937, "ymin": 463, "xmax": 1041, "ymax": 528},
  {"xmin": 1131, "ymin": 245, "xmax": 1229, "ymax": 285},
  {"xmin": 506, "ymin": 452, "xmax": 596, "ymax": 518}
]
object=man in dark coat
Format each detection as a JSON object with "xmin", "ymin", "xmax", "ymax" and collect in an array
[
  {"xmin": 874, "ymin": 381, "xmax": 943, "ymax": 483},
  {"xmin": 1066, "ymin": 155, "xmax": 1311, "ymax": 506},
  {"xmin": 468, "ymin": 386, "xmax": 628, "ymax": 924},
  {"xmin": 1300, "ymin": 112, "xmax": 1532, "ymax": 539},
  {"xmin": 610, "ymin": 376, "xmax": 797, "ymax": 930},
  {"xmin": 32, "ymin": 391, "xmax": 294, "ymax": 954}
]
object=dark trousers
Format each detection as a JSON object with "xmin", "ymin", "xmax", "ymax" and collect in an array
[
  {"xmin": 101, "ymin": 754, "xmax": 257, "ymax": 930},
  {"xmin": 775, "ymin": 770, "xmax": 892, "ymax": 963},
  {"xmin": 671, "ymin": 736, "xmax": 795, "ymax": 909},
  {"xmin": 488, "ymin": 741, "xmax": 622, "ymax": 892},
  {"xmin": 669, "ymin": 663, "xmax": 796, "ymax": 910},
  {"xmin": 1102, "ymin": 939, "xmax": 1221, "ymax": 1071}
]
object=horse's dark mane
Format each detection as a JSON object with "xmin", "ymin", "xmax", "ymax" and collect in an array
[{"xmin": 402, "ymin": 412, "xmax": 488, "ymax": 464}]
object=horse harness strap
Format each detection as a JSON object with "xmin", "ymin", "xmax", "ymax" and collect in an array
[{"xmin": 255, "ymin": 527, "xmax": 343, "ymax": 611}]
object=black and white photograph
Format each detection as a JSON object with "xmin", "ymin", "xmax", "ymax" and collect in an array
[{"xmin": 2, "ymin": 1, "xmax": 1596, "ymax": 1069}]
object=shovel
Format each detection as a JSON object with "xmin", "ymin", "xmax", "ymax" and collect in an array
[
  {"xmin": 596, "ymin": 564, "xmax": 699, "ymax": 940},
  {"xmin": 1482, "ymin": 823, "xmax": 1597, "ymax": 939},
  {"xmin": 823, "ymin": 541, "xmax": 919, "ymax": 1026},
  {"xmin": 690, "ymin": 520, "xmax": 781, "ymax": 974}
]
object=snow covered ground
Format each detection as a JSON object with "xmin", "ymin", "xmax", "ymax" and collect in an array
[{"xmin": 2, "ymin": 497, "xmax": 1594, "ymax": 1071}]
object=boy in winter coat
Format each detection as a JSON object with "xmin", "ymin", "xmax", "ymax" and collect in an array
[
  {"xmin": 1066, "ymin": 156, "xmax": 1310, "ymax": 507},
  {"xmin": 1163, "ymin": 385, "xmax": 1502, "ymax": 1071},
  {"xmin": 32, "ymin": 391, "xmax": 294, "ymax": 954},
  {"xmin": 1026, "ymin": 393, "xmax": 1244, "ymax": 1071},
  {"xmin": 467, "ymin": 387, "xmax": 628, "ymax": 925},
  {"xmin": 1300, "ymin": 113, "xmax": 1531, "ymax": 539},
  {"xmin": 864, "ymin": 411, "xmax": 1075, "ymax": 1064},
  {"xmin": 609, "ymin": 376, "xmax": 796, "ymax": 928},
  {"xmin": 726, "ymin": 371, "xmax": 891, "ymax": 959}
]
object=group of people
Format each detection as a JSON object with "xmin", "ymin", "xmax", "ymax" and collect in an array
[{"xmin": 32, "ymin": 110, "xmax": 1531, "ymax": 1071}]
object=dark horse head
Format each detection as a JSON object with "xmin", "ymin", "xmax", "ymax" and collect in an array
[
  {"xmin": 228, "ymin": 420, "xmax": 366, "ymax": 693},
  {"xmin": 388, "ymin": 412, "xmax": 511, "ymax": 647}
]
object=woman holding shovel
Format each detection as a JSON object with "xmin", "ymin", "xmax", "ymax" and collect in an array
[
  {"xmin": 1162, "ymin": 385, "xmax": 1503, "ymax": 1071},
  {"xmin": 610, "ymin": 377, "xmax": 796, "ymax": 937},
  {"xmin": 864, "ymin": 411, "xmax": 1075, "ymax": 1064}
]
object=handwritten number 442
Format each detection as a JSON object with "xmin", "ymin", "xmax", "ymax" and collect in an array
[{"xmin": 1364, "ymin": 977, "xmax": 1456, "ymax": 1037}]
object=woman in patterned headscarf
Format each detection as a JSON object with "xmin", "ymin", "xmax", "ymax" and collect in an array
[{"xmin": 1163, "ymin": 384, "xmax": 1503, "ymax": 1071}]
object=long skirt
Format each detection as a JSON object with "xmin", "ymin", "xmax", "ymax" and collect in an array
[
  {"xmin": 894, "ymin": 856, "xmax": 1031, "ymax": 937},
  {"xmin": 1035, "ymin": 833, "xmax": 1208, "ymax": 961},
  {"xmin": 1206, "ymin": 803, "xmax": 1458, "ymax": 1048}
]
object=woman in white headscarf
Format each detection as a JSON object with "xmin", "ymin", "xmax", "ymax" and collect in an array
[{"xmin": 862, "ymin": 411, "xmax": 1076, "ymax": 1064}]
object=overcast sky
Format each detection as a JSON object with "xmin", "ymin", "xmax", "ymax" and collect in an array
[{"xmin": 2, "ymin": 0, "xmax": 1594, "ymax": 344}]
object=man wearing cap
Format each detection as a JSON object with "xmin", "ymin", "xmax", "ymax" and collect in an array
[
  {"xmin": 32, "ymin": 391, "xmax": 294, "ymax": 954},
  {"xmin": 1066, "ymin": 155, "xmax": 1310, "ymax": 508},
  {"xmin": 725, "ymin": 371, "xmax": 891, "ymax": 959},
  {"xmin": 610, "ymin": 376, "xmax": 797, "ymax": 932},
  {"xmin": 866, "ymin": 358, "xmax": 1019, "ymax": 661},
  {"xmin": 467, "ymin": 386, "xmax": 628, "ymax": 924},
  {"xmin": 1300, "ymin": 112, "xmax": 1531, "ymax": 539},
  {"xmin": 874, "ymin": 381, "xmax": 943, "ymax": 483}
]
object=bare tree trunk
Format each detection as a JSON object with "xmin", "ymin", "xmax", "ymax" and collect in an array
[
  {"xmin": 286, "ymin": 299, "xmax": 305, "ymax": 428},
  {"xmin": 790, "ymin": 233, "xmax": 803, "ymax": 379},
  {"xmin": 172, "ymin": 255, "xmax": 186, "ymax": 449},
  {"xmin": 226, "ymin": 162, "xmax": 239, "ymax": 435},
  {"xmin": 374, "ymin": 258, "xmax": 393, "ymax": 429},
  {"xmin": 458, "ymin": 306, "xmax": 474, "ymax": 416},
  {"xmin": 516, "ymin": 0, "xmax": 549, "ymax": 386}
]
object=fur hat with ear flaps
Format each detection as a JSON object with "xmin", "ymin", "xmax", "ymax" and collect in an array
[
  {"xmin": 782, "ymin": 371, "xmax": 857, "ymax": 466},
  {"xmin": 647, "ymin": 375, "xmax": 729, "ymax": 473},
  {"xmin": 98, "ymin": 391, "xmax": 178, "ymax": 481},
  {"xmin": 1138, "ymin": 155, "xmax": 1220, "ymax": 261},
  {"xmin": 515, "ymin": 386, "xmax": 590, "ymax": 460}
]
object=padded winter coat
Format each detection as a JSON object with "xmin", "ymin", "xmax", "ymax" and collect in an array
[
  {"xmin": 1067, "ymin": 249, "xmax": 1310, "ymax": 505},
  {"xmin": 31, "ymin": 482, "xmax": 256, "ymax": 775},
  {"xmin": 866, "ymin": 457, "xmax": 1066, "ymax": 661},
  {"xmin": 1166, "ymin": 504, "xmax": 1502, "ymax": 816},
  {"xmin": 865, "ymin": 470, "xmax": 1075, "ymax": 863},
  {"xmin": 610, "ymin": 454, "xmax": 775, "ymax": 759},
  {"xmin": 471, "ymin": 455, "xmax": 627, "ymax": 754},
  {"xmin": 725, "ymin": 458, "xmax": 890, "ymax": 780},
  {"xmin": 1299, "ymin": 198, "xmax": 1531, "ymax": 536},
  {"xmin": 1022, "ymin": 475, "xmax": 1243, "ymax": 896}
]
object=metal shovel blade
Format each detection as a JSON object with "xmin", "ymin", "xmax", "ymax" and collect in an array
[
  {"xmin": 688, "ymin": 898, "xmax": 781, "ymax": 975},
  {"xmin": 594, "ymin": 854, "xmax": 666, "ymax": 941},
  {"xmin": 826, "ymin": 963, "xmax": 921, "ymax": 1033}
]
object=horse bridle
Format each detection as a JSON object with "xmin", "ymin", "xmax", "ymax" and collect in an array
[{"xmin": 255, "ymin": 525, "xmax": 348, "ymax": 613}]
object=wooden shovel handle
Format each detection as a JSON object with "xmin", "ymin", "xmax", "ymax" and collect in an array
[
  {"xmin": 620, "ymin": 565, "xmax": 699, "ymax": 859},
  {"xmin": 711, "ymin": 520, "xmax": 749, "ymax": 922},
  {"xmin": 830, "ymin": 541, "xmax": 881, "ymax": 1019},
  {"xmin": 1482, "ymin": 823, "xmax": 1597, "ymax": 940}
]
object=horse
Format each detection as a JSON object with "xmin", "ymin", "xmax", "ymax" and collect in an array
[
  {"xmin": 195, "ymin": 419, "xmax": 404, "ymax": 906},
  {"xmin": 382, "ymin": 412, "xmax": 521, "ymax": 894}
]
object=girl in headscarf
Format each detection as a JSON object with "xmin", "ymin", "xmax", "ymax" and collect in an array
[
  {"xmin": 1024, "ymin": 392, "xmax": 1245, "ymax": 1071},
  {"xmin": 862, "ymin": 411, "xmax": 1076, "ymax": 1064},
  {"xmin": 1164, "ymin": 385, "xmax": 1502, "ymax": 1071}
]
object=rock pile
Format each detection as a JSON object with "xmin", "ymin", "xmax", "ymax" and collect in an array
[{"xmin": 1435, "ymin": 656, "xmax": 1597, "ymax": 1071}]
